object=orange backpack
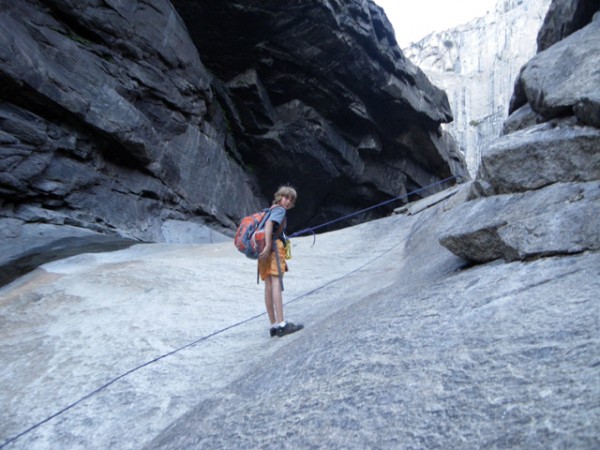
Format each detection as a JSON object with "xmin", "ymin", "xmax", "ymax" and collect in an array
[{"xmin": 234, "ymin": 207, "xmax": 278, "ymax": 259}]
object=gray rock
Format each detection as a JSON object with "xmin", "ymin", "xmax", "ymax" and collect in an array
[
  {"xmin": 480, "ymin": 122, "xmax": 600, "ymax": 193},
  {"xmin": 394, "ymin": 184, "xmax": 463, "ymax": 215},
  {"xmin": 0, "ymin": 221, "xmax": 136, "ymax": 286},
  {"xmin": 0, "ymin": 0, "xmax": 262, "ymax": 229},
  {"xmin": 160, "ymin": 220, "xmax": 230, "ymax": 245},
  {"xmin": 574, "ymin": 95, "xmax": 600, "ymax": 128},
  {"xmin": 147, "ymin": 247, "xmax": 600, "ymax": 449},
  {"xmin": 440, "ymin": 0, "xmax": 600, "ymax": 266},
  {"xmin": 169, "ymin": 0, "xmax": 468, "ymax": 228},
  {"xmin": 501, "ymin": 103, "xmax": 541, "ymax": 135},
  {"xmin": 2, "ymin": 1, "xmax": 599, "ymax": 448},
  {"xmin": 437, "ymin": 181, "xmax": 600, "ymax": 262},
  {"xmin": 536, "ymin": 0, "xmax": 600, "ymax": 51},
  {"xmin": 225, "ymin": 69, "xmax": 276, "ymax": 134},
  {"xmin": 520, "ymin": 13, "xmax": 600, "ymax": 120}
]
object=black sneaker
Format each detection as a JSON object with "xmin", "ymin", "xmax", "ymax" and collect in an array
[
  {"xmin": 276, "ymin": 322, "xmax": 304, "ymax": 337},
  {"xmin": 269, "ymin": 327, "xmax": 277, "ymax": 338}
]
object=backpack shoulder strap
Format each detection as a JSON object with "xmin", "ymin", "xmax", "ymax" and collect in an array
[
  {"xmin": 257, "ymin": 207, "xmax": 273, "ymax": 229},
  {"xmin": 270, "ymin": 205, "xmax": 287, "ymax": 237}
]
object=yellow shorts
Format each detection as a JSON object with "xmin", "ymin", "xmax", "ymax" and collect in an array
[{"xmin": 258, "ymin": 240, "xmax": 288, "ymax": 281}]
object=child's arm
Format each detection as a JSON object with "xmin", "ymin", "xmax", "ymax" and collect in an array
[{"xmin": 259, "ymin": 220, "xmax": 275, "ymax": 259}]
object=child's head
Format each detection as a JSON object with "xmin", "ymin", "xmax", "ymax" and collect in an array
[{"xmin": 273, "ymin": 185, "xmax": 297, "ymax": 207}]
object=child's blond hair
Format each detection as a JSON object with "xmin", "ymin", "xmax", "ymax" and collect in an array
[{"xmin": 273, "ymin": 185, "xmax": 297, "ymax": 205}]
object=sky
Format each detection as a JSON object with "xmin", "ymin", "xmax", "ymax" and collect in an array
[{"xmin": 373, "ymin": 0, "xmax": 499, "ymax": 47}]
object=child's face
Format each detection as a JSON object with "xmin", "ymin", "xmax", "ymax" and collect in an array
[{"xmin": 279, "ymin": 195, "xmax": 295, "ymax": 210}]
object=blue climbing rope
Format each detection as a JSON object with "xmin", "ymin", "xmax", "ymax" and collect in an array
[{"xmin": 289, "ymin": 175, "xmax": 457, "ymax": 242}]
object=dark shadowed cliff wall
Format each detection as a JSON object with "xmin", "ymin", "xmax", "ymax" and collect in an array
[{"xmin": 0, "ymin": 0, "xmax": 467, "ymax": 285}]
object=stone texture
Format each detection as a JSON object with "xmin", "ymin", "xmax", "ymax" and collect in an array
[
  {"xmin": 150, "ymin": 249, "xmax": 600, "ymax": 450},
  {"xmin": 0, "ymin": 0, "xmax": 260, "ymax": 234},
  {"xmin": 481, "ymin": 121, "xmax": 600, "ymax": 194},
  {"xmin": 574, "ymin": 95, "xmax": 600, "ymax": 129},
  {"xmin": 1, "ymin": 194, "xmax": 598, "ymax": 449},
  {"xmin": 0, "ymin": 0, "xmax": 467, "ymax": 286},
  {"xmin": 0, "ymin": 222, "xmax": 137, "ymax": 287},
  {"xmin": 536, "ymin": 0, "xmax": 600, "ymax": 50},
  {"xmin": 170, "ymin": 0, "xmax": 468, "ymax": 228},
  {"xmin": 2, "ymin": 1, "xmax": 599, "ymax": 448},
  {"xmin": 518, "ymin": 13, "xmax": 600, "ymax": 120},
  {"xmin": 438, "ymin": 180, "xmax": 600, "ymax": 262},
  {"xmin": 501, "ymin": 103, "xmax": 539, "ymax": 135}
]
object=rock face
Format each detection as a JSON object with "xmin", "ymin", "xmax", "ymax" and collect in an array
[
  {"xmin": 2, "ymin": 185, "xmax": 598, "ymax": 449},
  {"xmin": 0, "ymin": 0, "xmax": 467, "ymax": 286},
  {"xmin": 403, "ymin": 0, "xmax": 552, "ymax": 176},
  {"xmin": 167, "ymin": 0, "xmax": 467, "ymax": 225},
  {"xmin": 0, "ymin": 0, "xmax": 248, "ymax": 284},
  {"xmin": 438, "ymin": 0, "xmax": 600, "ymax": 263},
  {"xmin": 2, "ymin": 3, "xmax": 599, "ymax": 447}
]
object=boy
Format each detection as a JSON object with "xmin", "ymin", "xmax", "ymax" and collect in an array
[{"xmin": 258, "ymin": 186, "xmax": 304, "ymax": 338}]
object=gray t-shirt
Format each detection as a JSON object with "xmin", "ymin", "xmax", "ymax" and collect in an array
[{"xmin": 268, "ymin": 206, "xmax": 286, "ymax": 233}]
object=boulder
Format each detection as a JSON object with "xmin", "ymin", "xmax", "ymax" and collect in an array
[
  {"xmin": 509, "ymin": 5, "xmax": 600, "ymax": 115},
  {"xmin": 536, "ymin": 0, "xmax": 600, "ymax": 51},
  {"xmin": 481, "ymin": 121, "xmax": 600, "ymax": 194},
  {"xmin": 501, "ymin": 103, "xmax": 540, "ymax": 135},
  {"xmin": 519, "ymin": 13, "xmax": 600, "ymax": 120},
  {"xmin": 438, "ymin": 180, "xmax": 600, "ymax": 262}
]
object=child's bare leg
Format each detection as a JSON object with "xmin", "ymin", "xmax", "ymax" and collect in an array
[
  {"xmin": 270, "ymin": 275, "xmax": 285, "ymax": 323},
  {"xmin": 264, "ymin": 276, "xmax": 276, "ymax": 324}
]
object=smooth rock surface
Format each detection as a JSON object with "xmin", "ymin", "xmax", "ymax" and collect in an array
[
  {"xmin": 0, "ymin": 222, "xmax": 137, "ymax": 287},
  {"xmin": 1, "ymin": 192, "xmax": 599, "ymax": 449}
]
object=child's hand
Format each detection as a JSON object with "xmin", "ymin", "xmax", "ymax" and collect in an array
[{"xmin": 258, "ymin": 246, "xmax": 271, "ymax": 259}]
